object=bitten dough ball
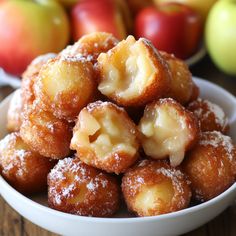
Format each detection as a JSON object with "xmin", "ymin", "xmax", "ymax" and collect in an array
[
  {"xmin": 97, "ymin": 35, "xmax": 171, "ymax": 107},
  {"xmin": 20, "ymin": 101, "xmax": 72, "ymax": 159},
  {"xmin": 160, "ymin": 51, "xmax": 198, "ymax": 105},
  {"xmin": 182, "ymin": 131, "xmax": 236, "ymax": 202},
  {"xmin": 0, "ymin": 132, "xmax": 55, "ymax": 195},
  {"xmin": 70, "ymin": 101, "xmax": 140, "ymax": 174},
  {"xmin": 187, "ymin": 98, "xmax": 229, "ymax": 134},
  {"xmin": 61, "ymin": 32, "xmax": 119, "ymax": 66},
  {"xmin": 138, "ymin": 98, "xmax": 199, "ymax": 167},
  {"xmin": 35, "ymin": 56, "xmax": 96, "ymax": 121},
  {"xmin": 122, "ymin": 160, "xmax": 191, "ymax": 216},
  {"xmin": 7, "ymin": 89, "xmax": 23, "ymax": 132},
  {"xmin": 48, "ymin": 157, "xmax": 120, "ymax": 217}
]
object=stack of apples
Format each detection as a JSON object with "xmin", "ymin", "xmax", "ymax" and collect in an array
[{"xmin": 1, "ymin": 0, "xmax": 230, "ymax": 77}]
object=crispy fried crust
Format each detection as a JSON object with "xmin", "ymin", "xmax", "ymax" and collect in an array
[
  {"xmin": 7, "ymin": 89, "xmax": 23, "ymax": 132},
  {"xmin": 0, "ymin": 132, "xmax": 55, "ymax": 195},
  {"xmin": 187, "ymin": 98, "xmax": 229, "ymax": 134},
  {"xmin": 160, "ymin": 51, "xmax": 197, "ymax": 105},
  {"xmin": 70, "ymin": 101, "xmax": 140, "ymax": 174},
  {"xmin": 20, "ymin": 102, "xmax": 72, "ymax": 159},
  {"xmin": 138, "ymin": 98, "xmax": 199, "ymax": 166},
  {"xmin": 122, "ymin": 159, "xmax": 191, "ymax": 216},
  {"xmin": 182, "ymin": 131, "xmax": 236, "ymax": 202},
  {"xmin": 35, "ymin": 57, "xmax": 96, "ymax": 121},
  {"xmin": 21, "ymin": 53, "xmax": 56, "ymax": 107},
  {"xmin": 97, "ymin": 36, "xmax": 171, "ymax": 107},
  {"xmin": 188, "ymin": 83, "xmax": 200, "ymax": 103},
  {"xmin": 48, "ymin": 157, "xmax": 120, "ymax": 217},
  {"xmin": 61, "ymin": 32, "xmax": 119, "ymax": 66}
]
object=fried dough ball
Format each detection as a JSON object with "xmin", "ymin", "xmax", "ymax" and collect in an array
[
  {"xmin": 70, "ymin": 101, "xmax": 140, "ymax": 174},
  {"xmin": 138, "ymin": 98, "xmax": 199, "ymax": 167},
  {"xmin": 97, "ymin": 36, "xmax": 171, "ymax": 107},
  {"xmin": 20, "ymin": 101, "xmax": 72, "ymax": 159},
  {"xmin": 122, "ymin": 160, "xmax": 191, "ymax": 217},
  {"xmin": 61, "ymin": 32, "xmax": 119, "ymax": 65},
  {"xmin": 35, "ymin": 56, "xmax": 96, "ymax": 121},
  {"xmin": 0, "ymin": 132, "xmax": 55, "ymax": 195},
  {"xmin": 160, "ymin": 51, "xmax": 197, "ymax": 105},
  {"xmin": 188, "ymin": 83, "xmax": 200, "ymax": 103},
  {"xmin": 187, "ymin": 98, "xmax": 229, "ymax": 134},
  {"xmin": 182, "ymin": 131, "xmax": 236, "ymax": 202},
  {"xmin": 7, "ymin": 89, "xmax": 23, "ymax": 132},
  {"xmin": 21, "ymin": 53, "xmax": 56, "ymax": 107},
  {"xmin": 48, "ymin": 157, "xmax": 120, "ymax": 217}
]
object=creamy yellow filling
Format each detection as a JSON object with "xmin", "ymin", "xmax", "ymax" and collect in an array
[{"xmin": 98, "ymin": 36, "xmax": 156, "ymax": 99}]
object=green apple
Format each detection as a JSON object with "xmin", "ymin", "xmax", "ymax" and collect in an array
[
  {"xmin": 205, "ymin": 0, "xmax": 236, "ymax": 75},
  {"xmin": 0, "ymin": 0, "xmax": 70, "ymax": 75}
]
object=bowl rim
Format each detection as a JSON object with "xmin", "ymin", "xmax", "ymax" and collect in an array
[{"xmin": 0, "ymin": 77, "xmax": 236, "ymax": 223}]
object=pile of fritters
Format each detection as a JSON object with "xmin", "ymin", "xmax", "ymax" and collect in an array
[{"xmin": 1, "ymin": 32, "xmax": 235, "ymax": 217}]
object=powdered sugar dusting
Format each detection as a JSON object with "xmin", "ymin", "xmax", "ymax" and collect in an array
[
  {"xmin": 58, "ymin": 53, "xmax": 88, "ymax": 64},
  {"xmin": 86, "ymin": 100, "xmax": 125, "ymax": 113},
  {"xmin": 31, "ymin": 53, "xmax": 56, "ymax": 65},
  {"xmin": 204, "ymin": 99, "xmax": 227, "ymax": 127},
  {"xmin": 189, "ymin": 98, "xmax": 228, "ymax": 129},
  {"xmin": 200, "ymin": 131, "xmax": 235, "ymax": 161},
  {"xmin": 48, "ymin": 157, "xmax": 119, "ymax": 217}
]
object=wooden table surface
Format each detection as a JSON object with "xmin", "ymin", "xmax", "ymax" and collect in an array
[{"xmin": 0, "ymin": 56, "xmax": 236, "ymax": 236}]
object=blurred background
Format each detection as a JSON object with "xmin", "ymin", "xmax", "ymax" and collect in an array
[{"xmin": 0, "ymin": 0, "xmax": 235, "ymax": 81}]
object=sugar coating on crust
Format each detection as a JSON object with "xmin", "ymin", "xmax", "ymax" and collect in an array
[
  {"xmin": 97, "ymin": 35, "xmax": 171, "ymax": 106},
  {"xmin": 0, "ymin": 132, "xmax": 54, "ymax": 194},
  {"xmin": 187, "ymin": 98, "xmax": 229, "ymax": 133},
  {"xmin": 48, "ymin": 157, "xmax": 120, "ymax": 217},
  {"xmin": 139, "ymin": 98, "xmax": 199, "ymax": 167},
  {"xmin": 122, "ymin": 160, "xmax": 191, "ymax": 216},
  {"xmin": 199, "ymin": 131, "xmax": 234, "ymax": 162},
  {"xmin": 61, "ymin": 32, "xmax": 119, "ymax": 65},
  {"xmin": 160, "ymin": 51, "xmax": 194, "ymax": 105},
  {"xmin": 70, "ymin": 101, "xmax": 140, "ymax": 174},
  {"xmin": 182, "ymin": 131, "xmax": 236, "ymax": 202}
]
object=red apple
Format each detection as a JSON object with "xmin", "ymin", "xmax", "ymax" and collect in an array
[
  {"xmin": 127, "ymin": 0, "xmax": 154, "ymax": 15},
  {"xmin": 135, "ymin": 3, "xmax": 202, "ymax": 59},
  {"xmin": 0, "ymin": 0, "xmax": 70, "ymax": 76},
  {"xmin": 154, "ymin": 0, "xmax": 217, "ymax": 23},
  {"xmin": 71, "ymin": 0, "xmax": 132, "ymax": 41}
]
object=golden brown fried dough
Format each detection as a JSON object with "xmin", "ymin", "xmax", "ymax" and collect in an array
[
  {"xmin": 97, "ymin": 36, "xmax": 171, "ymax": 107},
  {"xmin": 0, "ymin": 132, "xmax": 55, "ymax": 195},
  {"xmin": 35, "ymin": 57, "xmax": 96, "ymax": 121},
  {"xmin": 138, "ymin": 98, "xmax": 199, "ymax": 166},
  {"xmin": 61, "ymin": 32, "xmax": 119, "ymax": 65},
  {"xmin": 122, "ymin": 160, "xmax": 191, "ymax": 216},
  {"xmin": 48, "ymin": 157, "xmax": 120, "ymax": 217},
  {"xmin": 160, "ymin": 51, "xmax": 198, "ymax": 105},
  {"xmin": 7, "ymin": 89, "xmax": 23, "ymax": 132},
  {"xmin": 70, "ymin": 101, "xmax": 140, "ymax": 174},
  {"xmin": 188, "ymin": 83, "xmax": 200, "ymax": 103},
  {"xmin": 20, "ymin": 102, "xmax": 72, "ymax": 159},
  {"xmin": 187, "ymin": 98, "xmax": 229, "ymax": 134},
  {"xmin": 21, "ymin": 53, "xmax": 56, "ymax": 107},
  {"xmin": 182, "ymin": 131, "xmax": 236, "ymax": 202}
]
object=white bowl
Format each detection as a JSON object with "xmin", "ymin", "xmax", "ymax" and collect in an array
[{"xmin": 0, "ymin": 77, "xmax": 236, "ymax": 236}]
